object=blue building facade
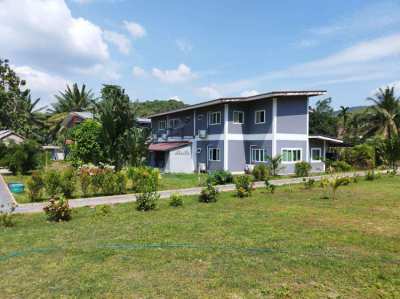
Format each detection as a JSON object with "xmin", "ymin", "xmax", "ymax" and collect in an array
[{"xmin": 149, "ymin": 91, "xmax": 342, "ymax": 174}]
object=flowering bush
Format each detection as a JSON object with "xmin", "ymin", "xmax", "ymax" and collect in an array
[
  {"xmin": 234, "ymin": 175, "xmax": 254, "ymax": 198},
  {"xmin": 43, "ymin": 197, "xmax": 71, "ymax": 222},
  {"xmin": 127, "ymin": 166, "xmax": 160, "ymax": 193},
  {"xmin": 199, "ymin": 183, "xmax": 219, "ymax": 203}
]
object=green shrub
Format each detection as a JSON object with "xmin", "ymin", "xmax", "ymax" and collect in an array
[
  {"xmin": 264, "ymin": 178, "xmax": 276, "ymax": 194},
  {"xmin": 60, "ymin": 167, "xmax": 76, "ymax": 198},
  {"xmin": 199, "ymin": 183, "xmax": 219, "ymax": 203},
  {"xmin": 67, "ymin": 120, "xmax": 104, "ymax": 166},
  {"xmin": 2, "ymin": 140, "xmax": 41, "ymax": 174},
  {"xmin": 0, "ymin": 212, "xmax": 15, "ymax": 227},
  {"xmin": 207, "ymin": 170, "xmax": 233, "ymax": 185},
  {"xmin": 347, "ymin": 144, "xmax": 375, "ymax": 169},
  {"xmin": 169, "ymin": 193, "xmax": 184, "ymax": 207},
  {"xmin": 43, "ymin": 197, "xmax": 72, "ymax": 222},
  {"xmin": 365, "ymin": 170, "xmax": 379, "ymax": 181},
  {"xmin": 115, "ymin": 172, "xmax": 127, "ymax": 194},
  {"xmin": 234, "ymin": 175, "xmax": 254, "ymax": 198},
  {"xmin": 252, "ymin": 163, "xmax": 270, "ymax": 181},
  {"xmin": 79, "ymin": 170, "xmax": 91, "ymax": 197},
  {"xmin": 26, "ymin": 171, "xmax": 45, "ymax": 202},
  {"xmin": 294, "ymin": 162, "xmax": 311, "ymax": 177},
  {"xmin": 136, "ymin": 191, "xmax": 159, "ymax": 211},
  {"xmin": 128, "ymin": 167, "xmax": 160, "ymax": 193},
  {"xmin": 328, "ymin": 160, "xmax": 352, "ymax": 173},
  {"xmin": 95, "ymin": 205, "xmax": 112, "ymax": 216},
  {"xmin": 44, "ymin": 170, "xmax": 63, "ymax": 198},
  {"xmin": 303, "ymin": 178, "xmax": 315, "ymax": 189}
]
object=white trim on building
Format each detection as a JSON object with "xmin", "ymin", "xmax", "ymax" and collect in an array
[
  {"xmin": 272, "ymin": 97, "xmax": 277, "ymax": 157},
  {"xmin": 223, "ymin": 104, "xmax": 229, "ymax": 170}
]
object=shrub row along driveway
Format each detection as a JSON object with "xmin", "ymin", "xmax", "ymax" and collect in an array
[{"xmin": 12, "ymin": 170, "xmax": 386, "ymax": 214}]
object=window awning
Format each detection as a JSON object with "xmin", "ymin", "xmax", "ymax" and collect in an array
[{"xmin": 149, "ymin": 142, "xmax": 190, "ymax": 152}]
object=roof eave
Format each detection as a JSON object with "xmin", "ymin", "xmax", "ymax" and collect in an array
[{"xmin": 148, "ymin": 90, "xmax": 327, "ymax": 118}]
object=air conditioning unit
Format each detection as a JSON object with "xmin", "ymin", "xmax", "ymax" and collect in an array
[
  {"xmin": 152, "ymin": 134, "xmax": 158, "ymax": 141},
  {"xmin": 161, "ymin": 133, "xmax": 167, "ymax": 140},
  {"xmin": 198, "ymin": 163, "xmax": 206, "ymax": 172},
  {"xmin": 198, "ymin": 130, "xmax": 207, "ymax": 139}
]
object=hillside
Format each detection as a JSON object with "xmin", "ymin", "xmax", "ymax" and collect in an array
[{"xmin": 133, "ymin": 99, "xmax": 187, "ymax": 117}]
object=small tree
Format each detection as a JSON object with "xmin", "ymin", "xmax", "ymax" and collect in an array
[
  {"xmin": 267, "ymin": 155, "xmax": 282, "ymax": 176},
  {"xmin": 67, "ymin": 120, "xmax": 103, "ymax": 166},
  {"xmin": 384, "ymin": 136, "xmax": 400, "ymax": 170}
]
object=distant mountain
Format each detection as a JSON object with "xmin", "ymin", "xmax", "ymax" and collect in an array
[
  {"xmin": 334, "ymin": 105, "xmax": 369, "ymax": 115},
  {"xmin": 133, "ymin": 99, "xmax": 187, "ymax": 117}
]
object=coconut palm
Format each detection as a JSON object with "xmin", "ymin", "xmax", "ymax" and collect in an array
[
  {"xmin": 51, "ymin": 83, "xmax": 95, "ymax": 114},
  {"xmin": 366, "ymin": 87, "xmax": 400, "ymax": 139}
]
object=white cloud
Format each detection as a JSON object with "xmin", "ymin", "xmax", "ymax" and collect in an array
[
  {"xmin": 294, "ymin": 39, "xmax": 319, "ymax": 48},
  {"xmin": 152, "ymin": 64, "xmax": 197, "ymax": 83},
  {"xmin": 123, "ymin": 21, "xmax": 146, "ymax": 39},
  {"xmin": 196, "ymin": 85, "xmax": 222, "ymax": 99},
  {"xmin": 240, "ymin": 90, "xmax": 260, "ymax": 97},
  {"xmin": 14, "ymin": 65, "xmax": 70, "ymax": 105},
  {"xmin": 202, "ymin": 33, "xmax": 400, "ymax": 96},
  {"xmin": 176, "ymin": 39, "xmax": 193, "ymax": 54},
  {"xmin": 169, "ymin": 96, "xmax": 182, "ymax": 102},
  {"xmin": 132, "ymin": 66, "xmax": 146, "ymax": 77},
  {"xmin": 306, "ymin": 2, "xmax": 400, "ymax": 40},
  {"xmin": 0, "ymin": 0, "xmax": 109, "ymax": 73},
  {"xmin": 71, "ymin": 0, "xmax": 93, "ymax": 4},
  {"xmin": 103, "ymin": 30, "xmax": 131, "ymax": 54}
]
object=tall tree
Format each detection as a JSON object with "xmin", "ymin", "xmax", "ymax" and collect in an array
[
  {"xmin": 0, "ymin": 58, "xmax": 45, "ymax": 140},
  {"xmin": 366, "ymin": 87, "xmax": 400, "ymax": 139},
  {"xmin": 51, "ymin": 83, "xmax": 95, "ymax": 113},
  {"xmin": 96, "ymin": 85, "xmax": 149, "ymax": 170},
  {"xmin": 309, "ymin": 97, "xmax": 338, "ymax": 137}
]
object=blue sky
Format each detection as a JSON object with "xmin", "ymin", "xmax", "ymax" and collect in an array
[{"xmin": 1, "ymin": 0, "xmax": 400, "ymax": 108}]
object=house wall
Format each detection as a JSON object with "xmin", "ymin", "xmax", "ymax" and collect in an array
[
  {"xmin": 277, "ymin": 96, "xmax": 308, "ymax": 134},
  {"xmin": 276, "ymin": 140, "xmax": 307, "ymax": 174},
  {"xmin": 196, "ymin": 140, "xmax": 224, "ymax": 171},
  {"xmin": 164, "ymin": 145, "xmax": 195, "ymax": 173},
  {"xmin": 150, "ymin": 95, "xmax": 310, "ymax": 174},
  {"xmin": 309, "ymin": 139, "xmax": 325, "ymax": 172}
]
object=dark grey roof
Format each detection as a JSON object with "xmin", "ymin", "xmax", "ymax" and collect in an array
[{"xmin": 149, "ymin": 90, "xmax": 326, "ymax": 118}]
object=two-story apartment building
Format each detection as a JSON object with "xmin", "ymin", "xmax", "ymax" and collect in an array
[{"xmin": 148, "ymin": 91, "xmax": 343, "ymax": 174}]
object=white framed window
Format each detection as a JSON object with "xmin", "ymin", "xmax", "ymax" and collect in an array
[
  {"xmin": 159, "ymin": 120, "xmax": 167, "ymax": 130},
  {"xmin": 311, "ymin": 148, "xmax": 322, "ymax": 162},
  {"xmin": 255, "ymin": 110, "xmax": 265, "ymax": 124},
  {"xmin": 208, "ymin": 147, "xmax": 220, "ymax": 161},
  {"xmin": 281, "ymin": 148, "xmax": 302, "ymax": 163},
  {"xmin": 233, "ymin": 111, "xmax": 244, "ymax": 124},
  {"xmin": 250, "ymin": 146, "xmax": 265, "ymax": 162},
  {"xmin": 208, "ymin": 111, "xmax": 221, "ymax": 125},
  {"xmin": 168, "ymin": 118, "xmax": 179, "ymax": 129}
]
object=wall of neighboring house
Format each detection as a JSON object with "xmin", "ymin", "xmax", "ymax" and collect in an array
[
  {"xmin": 1, "ymin": 134, "xmax": 24, "ymax": 145},
  {"xmin": 196, "ymin": 140, "xmax": 224, "ymax": 171},
  {"xmin": 309, "ymin": 139, "xmax": 325, "ymax": 173}
]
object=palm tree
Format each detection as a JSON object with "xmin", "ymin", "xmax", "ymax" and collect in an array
[
  {"xmin": 51, "ymin": 83, "xmax": 95, "ymax": 114},
  {"xmin": 337, "ymin": 106, "xmax": 350, "ymax": 138},
  {"xmin": 47, "ymin": 83, "xmax": 95, "ymax": 141},
  {"xmin": 366, "ymin": 87, "xmax": 400, "ymax": 139}
]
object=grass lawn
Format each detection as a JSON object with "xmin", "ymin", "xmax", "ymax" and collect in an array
[{"xmin": 1, "ymin": 176, "xmax": 400, "ymax": 298}]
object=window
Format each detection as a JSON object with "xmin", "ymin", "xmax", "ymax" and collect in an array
[
  {"xmin": 208, "ymin": 111, "xmax": 221, "ymax": 125},
  {"xmin": 233, "ymin": 111, "xmax": 244, "ymax": 124},
  {"xmin": 311, "ymin": 148, "xmax": 322, "ymax": 162},
  {"xmin": 255, "ymin": 110, "xmax": 265, "ymax": 124},
  {"xmin": 168, "ymin": 118, "xmax": 179, "ymax": 129},
  {"xmin": 208, "ymin": 147, "xmax": 220, "ymax": 161},
  {"xmin": 251, "ymin": 147, "xmax": 265, "ymax": 162},
  {"xmin": 281, "ymin": 148, "xmax": 302, "ymax": 163},
  {"xmin": 159, "ymin": 120, "xmax": 166, "ymax": 130}
]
